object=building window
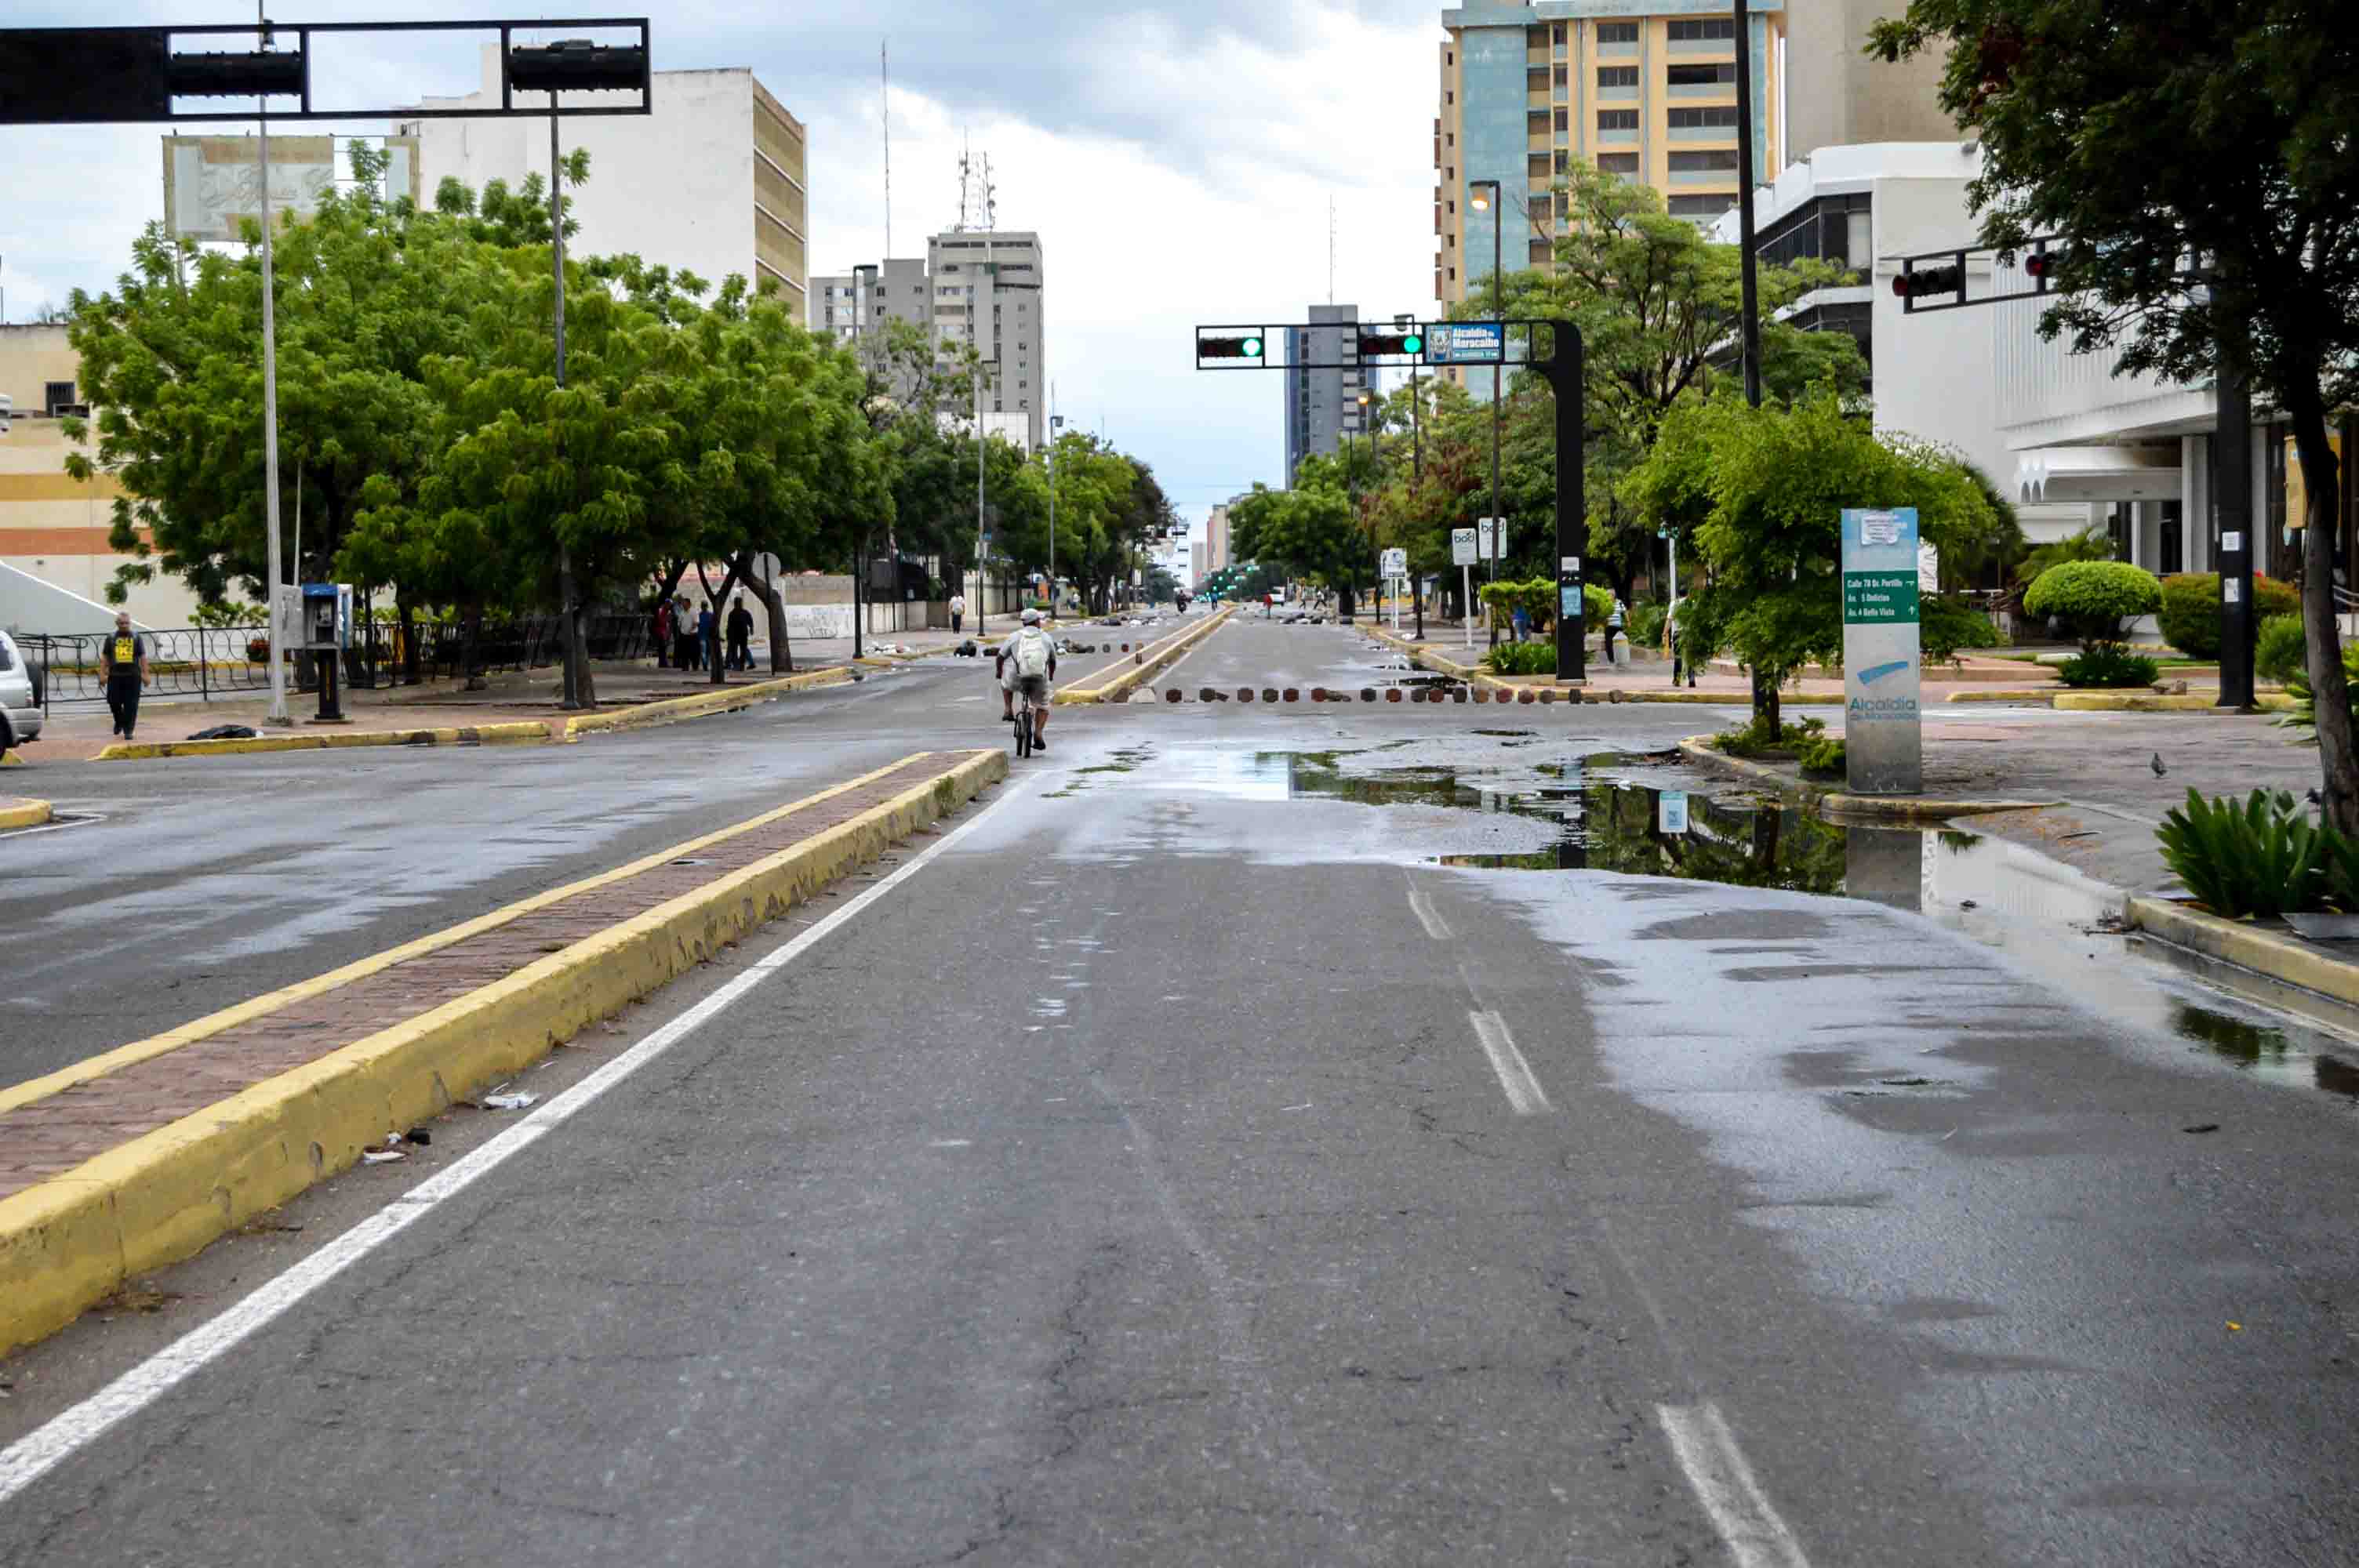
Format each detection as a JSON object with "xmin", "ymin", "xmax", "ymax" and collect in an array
[
  {"xmin": 1528, "ymin": 109, "xmax": 1550, "ymax": 133},
  {"xmin": 43, "ymin": 381, "xmax": 75, "ymax": 415},
  {"xmin": 1598, "ymin": 109, "xmax": 1639, "ymax": 132},
  {"xmin": 1668, "ymin": 19, "xmax": 1736, "ymax": 42},
  {"xmin": 1554, "ymin": 107, "xmax": 1568, "ymax": 132},
  {"xmin": 1529, "ymin": 238, "xmax": 1553, "ymax": 263},
  {"xmin": 1667, "ymin": 63, "xmax": 1738, "ymax": 87},
  {"xmin": 1554, "ymin": 149, "xmax": 1571, "ymax": 173},
  {"xmin": 1597, "ymin": 21, "xmax": 1639, "ymax": 44},
  {"xmin": 1668, "ymin": 149, "xmax": 1741, "ymax": 172},
  {"xmin": 1445, "ymin": 90, "xmax": 1453, "ymax": 105},
  {"xmin": 1553, "ymin": 22, "xmax": 1567, "ymax": 44},
  {"xmin": 1598, "ymin": 152, "xmax": 1640, "ymax": 175},
  {"xmin": 1528, "ymin": 67, "xmax": 1550, "ymax": 93},
  {"xmin": 1527, "ymin": 152, "xmax": 1551, "ymax": 176},
  {"xmin": 1598, "ymin": 66, "xmax": 1638, "ymax": 89},
  {"xmin": 1666, "ymin": 194, "xmax": 1735, "ymax": 217},
  {"xmin": 1448, "ymin": 267, "xmax": 1456, "ymax": 282},
  {"xmin": 1527, "ymin": 24, "xmax": 1548, "ymax": 45},
  {"xmin": 1668, "ymin": 106, "xmax": 1740, "ymax": 129}
]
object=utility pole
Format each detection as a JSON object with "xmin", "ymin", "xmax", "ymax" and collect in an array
[
  {"xmin": 1732, "ymin": 0, "xmax": 1764, "ymax": 408},
  {"xmin": 551, "ymin": 93, "xmax": 584, "ymax": 709},
  {"xmin": 259, "ymin": 5, "xmax": 288, "ymax": 724}
]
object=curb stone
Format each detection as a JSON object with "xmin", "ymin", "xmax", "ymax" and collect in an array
[
  {"xmin": 0, "ymin": 750, "xmax": 1004, "ymax": 1355},
  {"xmin": 1676, "ymin": 737, "xmax": 2062, "ymax": 821},
  {"xmin": 2126, "ymin": 895, "xmax": 2359, "ymax": 1011},
  {"xmin": 0, "ymin": 796, "xmax": 52, "ymax": 829}
]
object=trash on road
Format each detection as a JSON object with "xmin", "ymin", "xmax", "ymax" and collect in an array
[
  {"xmin": 361, "ymin": 1149, "xmax": 407, "ymax": 1165},
  {"xmin": 482, "ymin": 1089, "xmax": 540, "ymax": 1111},
  {"xmin": 187, "ymin": 724, "xmax": 260, "ymax": 740}
]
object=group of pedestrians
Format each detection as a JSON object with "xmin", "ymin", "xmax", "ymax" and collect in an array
[{"xmin": 651, "ymin": 594, "xmax": 758, "ymax": 673}]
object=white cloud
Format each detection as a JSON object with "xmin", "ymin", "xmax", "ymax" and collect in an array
[{"xmin": 0, "ymin": 1, "xmax": 1443, "ymax": 521}]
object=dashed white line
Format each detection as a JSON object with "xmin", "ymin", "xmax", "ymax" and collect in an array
[
  {"xmin": 1657, "ymin": 1402, "xmax": 1813, "ymax": 1568},
  {"xmin": 1405, "ymin": 877, "xmax": 1452, "ymax": 940},
  {"xmin": 0, "ymin": 771, "xmax": 1029, "ymax": 1511},
  {"xmin": 1467, "ymin": 1008, "xmax": 1550, "ymax": 1114}
]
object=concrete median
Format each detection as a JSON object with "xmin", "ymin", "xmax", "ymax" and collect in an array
[{"xmin": 1053, "ymin": 604, "xmax": 1236, "ymax": 704}]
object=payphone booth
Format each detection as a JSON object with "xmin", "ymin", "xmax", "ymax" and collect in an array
[{"xmin": 300, "ymin": 583, "xmax": 353, "ymax": 723}]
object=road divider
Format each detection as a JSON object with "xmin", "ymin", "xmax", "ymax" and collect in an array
[
  {"xmin": 558, "ymin": 666, "xmax": 852, "ymax": 738},
  {"xmin": 1677, "ymin": 736, "xmax": 2059, "ymax": 821},
  {"xmin": 0, "ymin": 748, "xmax": 1004, "ymax": 1356},
  {"xmin": 0, "ymin": 796, "xmax": 53, "ymax": 829},
  {"xmin": 1054, "ymin": 604, "xmax": 1236, "ymax": 704}
]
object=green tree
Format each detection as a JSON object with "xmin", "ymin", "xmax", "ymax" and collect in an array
[
  {"xmin": 1625, "ymin": 390, "xmax": 2005, "ymax": 733},
  {"xmin": 1870, "ymin": 0, "xmax": 2359, "ymax": 829}
]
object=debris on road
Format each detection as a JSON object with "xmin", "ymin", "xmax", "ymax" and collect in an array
[{"xmin": 482, "ymin": 1089, "xmax": 540, "ymax": 1112}]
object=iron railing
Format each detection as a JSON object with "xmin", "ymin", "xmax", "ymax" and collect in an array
[{"xmin": 23, "ymin": 613, "xmax": 656, "ymax": 710}]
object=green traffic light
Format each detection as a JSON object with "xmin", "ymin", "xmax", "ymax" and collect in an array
[
  {"xmin": 1402, "ymin": 333, "xmax": 1423, "ymax": 354},
  {"xmin": 1242, "ymin": 337, "xmax": 1263, "ymax": 358}
]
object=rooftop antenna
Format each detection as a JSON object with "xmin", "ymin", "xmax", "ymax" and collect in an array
[
  {"xmin": 954, "ymin": 140, "xmax": 997, "ymax": 233},
  {"xmin": 881, "ymin": 38, "xmax": 891, "ymax": 259}
]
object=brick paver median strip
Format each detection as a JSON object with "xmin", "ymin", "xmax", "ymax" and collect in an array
[{"xmin": 0, "ymin": 754, "xmax": 963, "ymax": 1203}]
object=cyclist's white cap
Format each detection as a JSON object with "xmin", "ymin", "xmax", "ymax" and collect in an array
[{"xmin": 1021, "ymin": 608, "xmax": 1042, "ymax": 623}]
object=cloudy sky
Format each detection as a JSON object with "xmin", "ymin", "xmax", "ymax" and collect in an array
[{"xmin": 1, "ymin": 1, "xmax": 1445, "ymax": 532}]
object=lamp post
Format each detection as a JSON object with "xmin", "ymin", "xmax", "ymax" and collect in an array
[
  {"xmin": 1732, "ymin": 0, "xmax": 1763, "ymax": 408},
  {"xmin": 1469, "ymin": 178, "xmax": 1505, "ymax": 652},
  {"xmin": 1049, "ymin": 409, "xmax": 1065, "ymax": 619}
]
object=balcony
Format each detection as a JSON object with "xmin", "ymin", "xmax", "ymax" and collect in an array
[
  {"xmin": 1669, "ymin": 125, "xmax": 1736, "ymax": 142},
  {"xmin": 1598, "ymin": 127, "xmax": 1639, "ymax": 144},
  {"xmin": 1598, "ymin": 82, "xmax": 1638, "ymax": 101},
  {"xmin": 1667, "ymin": 39, "xmax": 1736, "ymax": 56},
  {"xmin": 1667, "ymin": 82, "xmax": 1734, "ymax": 99}
]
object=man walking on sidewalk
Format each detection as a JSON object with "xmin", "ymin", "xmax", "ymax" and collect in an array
[
  {"xmin": 102, "ymin": 610, "xmax": 149, "ymax": 739},
  {"xmin": 725, "ymin": 597, "xmax": 754, "ymax": 672},
  {"xmin": 951, "ymin": 592, "xmax": 966, "ymax": 634}
]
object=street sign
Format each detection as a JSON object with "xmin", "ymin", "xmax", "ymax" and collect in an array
[
  {"xmin": 1427, "ymin": 322, "xmax": 1503, "ymax": 366},
  {"xmin": 1841, "ymin": 506, "xmax": 1923, "ymax": 795},
  {"xmin": 1658, "ymin": 791, "xmax": 1689, "ymax": 835},
  {"xmin": 1478, "ymin": 517, "xmax": 1501, "ymax": 556},
  {"xmin": 1379, "ymin": 546, "xmax": 1408, "ymax": 579},
  {"xmin": 1451, "ymin": 528, "xmax": 1478, "ymax": 567}
]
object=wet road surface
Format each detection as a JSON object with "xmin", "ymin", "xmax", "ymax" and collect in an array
[{"xmin": 4, "ymin": 615, "xmax": 2357, "ymax": 1565}]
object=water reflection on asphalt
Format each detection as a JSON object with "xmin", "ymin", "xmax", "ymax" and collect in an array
[{"xmin": 1163, "ymin": 741, "xmax": 2359, "ymax": 1108}]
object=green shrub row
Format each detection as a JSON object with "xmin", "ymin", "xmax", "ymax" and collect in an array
[
  {"xmin": 2156, "ymin": 573, "xmax": 2300, "ymax": 659},
  {"xmin": 2056, "ymin": 646, "xmax": 2161, "ymax": 688},
  {"xmin": 1481, "ymin": 641, "xmax": 1559, "ymax": 675},
  {"xmin": 2158, "ymin": 788, "xmax": 2359, "ymax": 918}
]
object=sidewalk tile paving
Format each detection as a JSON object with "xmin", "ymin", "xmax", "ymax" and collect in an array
[{"xmin": 0, "ymin": 753, "xmax": 980, "ymax": 1200}]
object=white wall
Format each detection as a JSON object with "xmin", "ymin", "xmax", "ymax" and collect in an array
[{"xmin": 411, "ymin": 51, "xmax": 761, "ymax": 314}]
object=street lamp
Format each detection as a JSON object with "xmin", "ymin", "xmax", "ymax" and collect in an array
[
  {"xmin": 1468, "ymin": 178, "xmax": 1505, "ymax": 641},
  {"xmin": 1396, "ymin": 310, "xmax": 1426, "ymax": 641},
  {"xmin": 1048, "ymin": 409, "xmax": 1065, "ymax": 619}
]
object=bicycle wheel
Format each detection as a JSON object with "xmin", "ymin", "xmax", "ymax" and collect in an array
[{"xmin": 1014, "ymin": 705, "xmax": 1031, "ymax": 759}]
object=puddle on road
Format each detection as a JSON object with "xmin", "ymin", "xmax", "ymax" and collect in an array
[{"xmin": 1213, "ymin": 744, "xmax": 2359, "ymax": 1105}]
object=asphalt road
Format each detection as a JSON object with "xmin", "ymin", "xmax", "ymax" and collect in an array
[{"xmin": 5, "ymin": 615, "xmax": 2359, "ymax": 1564}]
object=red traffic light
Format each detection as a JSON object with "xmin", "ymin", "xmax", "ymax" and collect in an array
[{"xmin": 1892, "ymin": 263, "xmax": 1965, "ymax": 302}]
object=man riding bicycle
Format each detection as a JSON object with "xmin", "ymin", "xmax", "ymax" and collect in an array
[{"xmin": 997, "ymin": 608, "xmax": 1058, "ymax": 752}]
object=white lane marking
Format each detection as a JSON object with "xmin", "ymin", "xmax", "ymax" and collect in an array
[
  {"xmin": 0, "ymin": 770, "xmax": 1030, "ymax": 1511},
  {"xmin": 0, "ymin": 812, "xmax": 107, "ymax": 840},
  {"xmin": 1467, "ymin": 1009, "xmax": 1550, "ymax": 1115},
  {"xmin": 1656, "ymin": 1402, "xmax": 1813, "ymax": 1568},
  {"xmin": 1405, "ymin": 877, "xmax": 1452, "ymax": 941}
]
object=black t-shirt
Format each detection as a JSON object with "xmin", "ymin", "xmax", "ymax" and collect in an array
[
  {"xmin": 102, "ymin": 632, "xmax": 146, "ymax": 678},
  {"xmin": 726, "ymin": 607, "xmax": 754, "ymax": 639}
]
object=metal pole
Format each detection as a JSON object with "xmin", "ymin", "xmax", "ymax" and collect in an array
[
  {"xmin": 258, "ymin": 22, "xmax": 287, "ymax": 726},
  {"xmin": 551, "ymin": 99, "xmax": 582, "ymax": 709},
  {"xmin": 1047, "ymin": 434, "xmax": 1056, "ymax": 621},
  {"xmin": 1732, "ymin": 0, "xmax": 1764, "ymax": 408},
  {"xmin": 1490, "ymin": 201, "xmax": 1503, "ymax": 586},
  {"xmin": 2216, "ymin": 354, "xmax": 2256, "ymax": 709}
]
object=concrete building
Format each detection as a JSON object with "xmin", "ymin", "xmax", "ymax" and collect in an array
[
  {"xmin": 822, "ymin": 236, "xmax": 1047, "ymax": 449},
  {"xmin": 0, "ymin": 325, "xmax": 202, "ymax": 632},
  {"xmin": 1205, "ymin": 500, "xmax": 1235, "ymax": 575},
  {"xmin": 1781, "ymin": 0, "xmax": 1954, "ymax": 158},
  {"xmin": 1284, "ymin": 304, "xmax": 1368, "ymax": 485},
  {"xmin": 1434, "ymin": 3, "xmax": 1948, "ymax": 317},
  {"xmin": 403, "ymin": 49, "xmax": 811, "ymax": 321},
  {"xmin": 1190, "ymin": 539, "xmax": 1207, "ymax": 589}
]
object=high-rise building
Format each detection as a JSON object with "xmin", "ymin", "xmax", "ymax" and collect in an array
[
  {"xmin": 1284, "ymin": 304, "xmax": 1368, "ymax": 485},
  {"xmin": 1205, "ymin": 500, "xmax": 1236, "ymax": 575},
  {"xmin": 1780, "ymin": 1, "xmax": 1955, "ymax": 160},
  {"xmin": 404, "ymin": 49, "xmax": 811, "ymax": 322},
  {"xmin": 817, "ymin": 236, "xmax": 1046, "ymax": 448},
  {"xmin": 929, "ymin": 230, "xmax": 1046, "ymax": 450}
]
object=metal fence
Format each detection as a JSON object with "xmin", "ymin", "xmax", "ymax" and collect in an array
[{"xmin": 24, "ymin": 613, "xmax": 656, "ymax": 710}]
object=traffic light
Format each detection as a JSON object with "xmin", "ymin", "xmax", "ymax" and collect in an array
[
  {"xmin": 1198, "ymin": 334, "xmax": 1265, "ymax": 361},
  {"xmin": 1356, "ymin": 328, "xmax": 1425, "ymax": 358},
  {"xmin": 2024, "ymin": 245, "xmax": 2085, "ymax": 291},
  {"xmin": 1890, "ymin": 261, "xmax": 1965, "ymax": 308}
]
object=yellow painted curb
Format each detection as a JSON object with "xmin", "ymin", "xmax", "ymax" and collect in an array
[
  {"xmin": 1369, "ymin": 626, "xmax": 1845, "ymax": 706},
  {"xmin": 1946, "ymin": 689, "xmax": 2060, "ymax": 704},
  {"xmin": 2126, "ymin": 895, "xmax": 2359, "ymax": 1010},
  {"xmin": 1055, "ymin": 604, "xmax": 1238, "ymax": 704},
  {"xmin": 0, "ymin": 797, "xmax": 52, "ymax": 829},
  {"xmin": 0, "ymin": 749, "xmax": 1006, "ymax": 1355},
  {"xmin": 559, "ymin": 666, "xmax": 853, "ymax": 739},
  {"xmin": 96, "ymin": 720, "xmax": 554, "ymax": 761},
  {"xmin": 1, "ymin": 751, "xmax": 22, "ymax": 768},
  {"xmin": 1675, "ymin": 737, "xmax": 2059, "ymax": 820},
  {"xmin": 2054, "ymin": 691, "xmax": 2295, "ymax": 713}
]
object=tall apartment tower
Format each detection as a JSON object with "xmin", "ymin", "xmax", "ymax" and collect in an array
[
  {"xmin": 929, "ymin": 230, "xmax": 1047, "ymax": 450},
  {"xmin": 1284, "ymin": 304, "xmax": 1367, "ymax": 486},
  {"xmin": 405, "ymin": 49, "xmax": 810, "ymax": 321}
]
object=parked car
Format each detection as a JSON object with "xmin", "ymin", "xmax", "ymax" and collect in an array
[{"xmin": 0, "ymin": 630, "xmax": 43, "ymax": 753}]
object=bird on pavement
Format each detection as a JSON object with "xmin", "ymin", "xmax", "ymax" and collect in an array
[{"xmin": 2151, "ymin": 753, "xmax": 2168, "ymax": 778}]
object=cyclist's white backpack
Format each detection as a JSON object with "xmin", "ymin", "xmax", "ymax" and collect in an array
[{"xmin": 1014, "ymin": 630, "xmax": 1051, "ymax": 678}]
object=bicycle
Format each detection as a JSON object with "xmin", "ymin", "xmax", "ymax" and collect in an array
[{"xmin": 1010, "ymin": 678, "xmax": 1049, "ymax": 759}]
